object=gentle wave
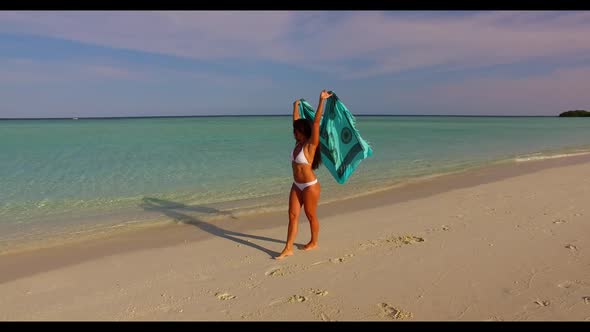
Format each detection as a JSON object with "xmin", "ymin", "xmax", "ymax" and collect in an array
[{"xmin": 514, "ymin": 150, "xmax": 590, "ymax": 162}]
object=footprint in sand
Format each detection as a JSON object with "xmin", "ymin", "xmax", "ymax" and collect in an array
[
  {"xmin": 265, "ymin": 264, "xmax": 302, "ymax": 277},
  {"xmin": 359, "ymin": 240, "xmax": 380, "ymax": 250},
  {"xmin": 215, "ymin": 292, "xmax": 236, "ymax": 301},
  {"xmin": 265, "ymin": 267, "xmax": 286, "ymax": 277},
  {"xmin": 288, "ymin": 295, "xmax": 307, "ymax": 303},
  {"xmin": 553, "ymin": 219, "xmax": 567, "ymax": 224},
  {"xmin": 390, "ymin": 235, "xmax": 425, "ymax": 245},
  {"xmin": 583, "ymin": 297, "xmax": 590, "ymax": 305},
  {"xmin": 330, "ymin": 254, "xmax": 353, "ymax": 264},
  {"xmin": 308, "ymin": 288, "xmax": 329, "ymax": 296},
  {"xmin": 534, "ymin": 300, "xmax": 550, "ymax": 307},
  {"xmin": 558, "ymin": 281, "xmax": 574, "ymax": 289},
  {"xmin": 485, "ymin": 316, "xmax": 503, "ymax": 321},
  {"xmin": 405, "ymin": 235, "xmax": 425, "ymax": 244},
  {"xmin": 378, "ymin": 303, "xmax": 413, "ymax": 320},
  {"xmin": 360, "ymin": 235, "xmax": 425, "ymax": 250},
  {"xmin": 565, "ymin": 244, "xmax": 578, "ymax": 251}
]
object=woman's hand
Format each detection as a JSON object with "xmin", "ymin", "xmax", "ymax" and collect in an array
[
  {"xmin": 293, "ymin": 99, "xmax": 300, "ymax": 106},
  {"xmin": 320, "ymin": 89, "xmax": 332, "ymax": 100}
]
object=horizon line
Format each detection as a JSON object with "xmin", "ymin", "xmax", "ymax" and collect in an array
[{"xmin": 0, "ymin": 114, "xmax": 562, "ymax": 120}]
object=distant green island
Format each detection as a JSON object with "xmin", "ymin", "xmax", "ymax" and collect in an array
[{"xmin": 559, "ymin": 110, "xmax": 590, "ymax": 117}]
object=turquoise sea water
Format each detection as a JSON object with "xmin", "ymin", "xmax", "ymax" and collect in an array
[{"xmin": 1, "ymin": 116, "xmax": 589, "ymax": 250}]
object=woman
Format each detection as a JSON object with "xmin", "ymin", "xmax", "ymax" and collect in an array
[{"xmin": 276, "ymin": 89, "xmax": 332, "ymax": 259}]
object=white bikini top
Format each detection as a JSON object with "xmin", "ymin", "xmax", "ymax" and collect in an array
[{"xmin": 291, "ymin": 144, "xmax": 310, "ymax": 165}]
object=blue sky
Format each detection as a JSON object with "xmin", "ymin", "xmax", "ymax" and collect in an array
[{"xmin": 1, "ymin": 11, "xmax": 590, "ymax": 118}]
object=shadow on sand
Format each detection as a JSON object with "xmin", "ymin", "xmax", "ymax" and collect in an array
[{"xmin": 140, "ymin": 197, "xmax": 290, "ymax": 258}]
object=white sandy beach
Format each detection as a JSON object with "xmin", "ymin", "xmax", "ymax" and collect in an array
[{"xmin": 0, "ymin": 156, "xmax": 589, "ymax": 321}]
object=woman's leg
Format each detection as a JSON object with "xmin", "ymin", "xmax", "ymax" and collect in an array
[
  {"xmin": 276, "ymin": 184, "xmax": 303, "ymax": 259},
  {"xmin": 302, "ymin": 181, "xmax": 321, "ymax": 250}
]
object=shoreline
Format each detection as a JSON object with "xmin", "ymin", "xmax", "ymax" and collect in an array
[
  {"xmin": 2, "ymin": 152, "xmax": 590, "ymax": 285},
  {"xmin": 2, "ymin": 144, "xmax": 589, "ymax": 255}
]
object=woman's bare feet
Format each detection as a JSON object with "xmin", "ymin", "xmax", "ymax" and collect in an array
[
  {"xmin": 275, "ymin": 247, "xmax": 294, "ymax": 259},
  {"xmin": 302, "ymin": 241, "xmax": 318, "ymax": 251}
]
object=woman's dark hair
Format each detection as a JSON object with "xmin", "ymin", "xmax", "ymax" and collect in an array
[{"xmin": 293, "ymin": 119, "xmax": 322, "ymax": 170}]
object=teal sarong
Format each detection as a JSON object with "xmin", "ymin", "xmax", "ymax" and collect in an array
[{"xmin": 298, "ymin": 92, "xmax": 373, "ymax": 184}]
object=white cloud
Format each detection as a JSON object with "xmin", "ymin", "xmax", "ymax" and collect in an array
[{"xmin": 1, "ymin": 11, "xmax": 590, "ymax": 80}]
